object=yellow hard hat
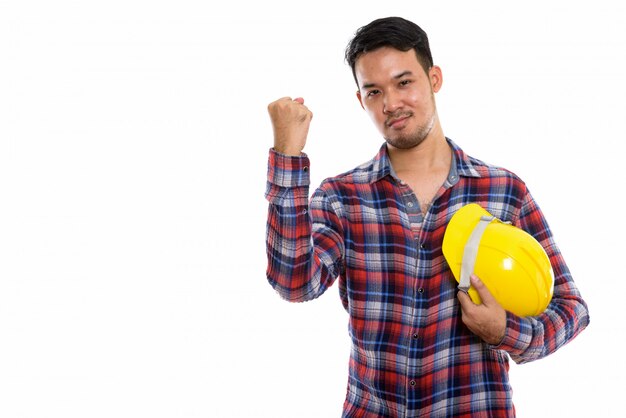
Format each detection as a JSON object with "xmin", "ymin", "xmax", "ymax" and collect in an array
[{"xmin": 442, "ymin": 203, "xmax": 554, "ymax": 317}]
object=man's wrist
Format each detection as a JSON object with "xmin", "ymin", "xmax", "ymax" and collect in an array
[{"xmin": 272, "ymin": 146, "xmax": 303, "ymax": 157}]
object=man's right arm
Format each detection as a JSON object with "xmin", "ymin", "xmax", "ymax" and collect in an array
[
  {"xmin": 265, "ymin": 150, "xmax": 344, "ymax": 302},
  {"xmin": 265, "ymin": 97, "xmax": 344, "ymax": 302}
]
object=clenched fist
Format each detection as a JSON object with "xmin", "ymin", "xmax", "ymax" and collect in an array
[{"xmin": 267, "ymin": 97, "xmax": 313, "ymax": 156}]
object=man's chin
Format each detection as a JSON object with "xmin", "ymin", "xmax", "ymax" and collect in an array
[{"xmin": 384, "ymin": 135, "xmax": 426, "ymax": 150}]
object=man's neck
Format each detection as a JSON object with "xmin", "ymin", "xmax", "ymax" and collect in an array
[{"xmin": 387, "ymin": 127, "xmax": 451, "ymax": 177}]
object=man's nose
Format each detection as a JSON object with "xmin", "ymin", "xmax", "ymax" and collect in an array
[{"xmin": 383, "ymin": 89, "xmax": 402, "ymax": 114}]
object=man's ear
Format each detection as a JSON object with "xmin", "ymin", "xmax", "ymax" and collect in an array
[
  {"xmin": 356, "ymin": 90, "xmax": 365, "ymax": 110},
  {"xmin": 429, "ymin": 65, "xmax": 443, "ymax": 93}
]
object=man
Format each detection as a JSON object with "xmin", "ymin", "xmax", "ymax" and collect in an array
[{"xmin": 264, "ymin": 16, "xmax": 589, "ymax": 417}]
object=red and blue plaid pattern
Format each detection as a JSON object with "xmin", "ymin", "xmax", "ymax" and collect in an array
[{"xmin": 265, "ymin": 138, "xmax": 589, "ymax": 417}]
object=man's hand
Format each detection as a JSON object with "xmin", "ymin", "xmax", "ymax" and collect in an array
[
  {"xmin": 267, "ymin": 97, "xmax": 313, "ymax": 156},
  {"xmin": 457, "ymin": 275, "xmax": 507, "ymax": 345}
]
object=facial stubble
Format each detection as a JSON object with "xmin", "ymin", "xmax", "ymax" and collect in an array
[{"xmin": 383, "ymin": 90, "xmax": 437, "ymax": 150}]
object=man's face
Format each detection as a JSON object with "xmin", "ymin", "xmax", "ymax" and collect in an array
[{"xmin": 355, "ymin": 47, "xmax": 442, "ymax": 150}]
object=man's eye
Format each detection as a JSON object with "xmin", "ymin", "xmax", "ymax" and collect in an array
[
  {"xmin": 400, "ymin": 80, "xmax": 412, "ymax": 86},
  {"xmin": 367, "ymin": 90, "xmax": 380, "ymax": 97}
]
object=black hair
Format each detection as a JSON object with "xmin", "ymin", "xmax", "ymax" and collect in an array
[{"xmin": 345, "ymin": 17, "xmax": 434, "ymax": 85}]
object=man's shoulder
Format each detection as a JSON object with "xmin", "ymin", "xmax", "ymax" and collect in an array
[
  {"xmin": 319, "ymin": 153, "xmax": 384, "ymax": 191},
  {"xmin": 467, "ymin": 155, "xmax": 526, "ymax": 184},
  {"xmin": 466, "ymin": 154, "xmax": 516, "ymax": 174},
  {"xmin": 334, "ymin": 158, "xmax": 378, "ymax": 181},
  {"xmin": 452, "ymin": 140, "xmax": 526, "ymax": 185}
]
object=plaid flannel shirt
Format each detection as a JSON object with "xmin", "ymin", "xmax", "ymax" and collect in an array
[{"xmin": 265, "ymin": 138, "xmax": 589, "ymax": 417}]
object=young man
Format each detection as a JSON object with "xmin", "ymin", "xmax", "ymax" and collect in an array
[{"xmin": 265, "ymin": 17, "xmax": 589, "ymax": 417}]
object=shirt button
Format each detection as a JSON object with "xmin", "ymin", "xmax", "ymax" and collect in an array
[
  {"xmin": 409, "ymin": 380, "xmax": 416, "ymax": 386},
  {"xmin": 303, "ymin": 166, "xmax": 308, "ymax": 172},
  {"xmin": 418, "ymin": 288, "xmax": 424, "ymax": 294},
  {"xmin": 407, "ymin": 202, "xmax": 414, "ymax": 208},
  {"xmin": 412, "ymin": 333, "xmax": 419, "ymax": 339}
]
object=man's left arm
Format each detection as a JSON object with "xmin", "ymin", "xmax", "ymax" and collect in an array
[{"xmin": 459, "ymin": 191, "xmax": 590, "ymax": 363}]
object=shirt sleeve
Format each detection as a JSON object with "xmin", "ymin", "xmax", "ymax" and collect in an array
[
  {"xmin": 265, "ymin": 148, "xmax": 344, "ymax": 302},
  {"xmin": 492, "ymin": 190, "xmax": 590, "ymax": 363}
]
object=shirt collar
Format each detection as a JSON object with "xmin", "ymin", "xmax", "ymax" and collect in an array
[{"xmin": 367, "ymin": 137, "xmax": 482, "ymax": 185}]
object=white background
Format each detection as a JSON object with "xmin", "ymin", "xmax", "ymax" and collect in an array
[{"xmin": 1, "ymin": 1, "xmax": 624, "ymax": 417}]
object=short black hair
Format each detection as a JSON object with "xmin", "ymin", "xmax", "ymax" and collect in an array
[{"xmin": 345, "ymin": 17, "xmax": 434, "ymax": 85}]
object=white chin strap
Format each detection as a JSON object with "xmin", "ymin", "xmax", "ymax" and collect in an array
[{"xmin": 458, "ymin": 215, "xmax": 495, "ymax": 293}]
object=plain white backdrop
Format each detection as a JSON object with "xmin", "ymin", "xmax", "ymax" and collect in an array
[{"xmin": 1, "ymin": 1, "xmax": 624, "ymax": 417}]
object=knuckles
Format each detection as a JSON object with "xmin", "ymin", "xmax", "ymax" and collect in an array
[{"xmin": 268, "ymin": 98, "xmax": 312, "ymax": 122}]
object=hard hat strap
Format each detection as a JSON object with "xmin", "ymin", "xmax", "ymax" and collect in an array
[{"xmin": 459, "ymin": 215, "xmax": 496, "ymax": 294}]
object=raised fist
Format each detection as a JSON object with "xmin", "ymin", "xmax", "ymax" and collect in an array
[{"xmin": 267, "ymin": 97, "xmax": 313, "ymax": 156}]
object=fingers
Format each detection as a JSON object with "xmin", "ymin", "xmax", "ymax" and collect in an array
[
  {"xmin": 470, "ymin": 275, "xmax": 496, "ymax": 306},
  {"xmin": 457, "ymin": 275, "xmax": 496, "ymax": 309},
  {"xmin": 270, "ymin": 96, "xmax": 306, "ymax": 107},
  {"xmin": 267, "ymin": 97, "xmax": 312, "ymax": 118},
  {"xmin": 457, "ymin": 275, "xmax": 507, "ymax": 345},
  {"xmin": 267, "ymin": 96, "xmax": 313, "ymax": 156},
  {"xmin": 457, "ymin": 287, "xmax": 473, "ymax": 309}
]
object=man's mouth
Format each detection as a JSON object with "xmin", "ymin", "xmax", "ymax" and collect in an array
[{"xmin": 386, "ymin": 114, "xmax": 411, "ymax": 128}]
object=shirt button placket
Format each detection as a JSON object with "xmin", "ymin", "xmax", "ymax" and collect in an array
[
  {"xmin": 409, "ymin": 239, "xmax": 423, "ymax": 405},
  {"xmin": 415, "ymin": 241, "xmax": 425, "ymax": 296}
]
